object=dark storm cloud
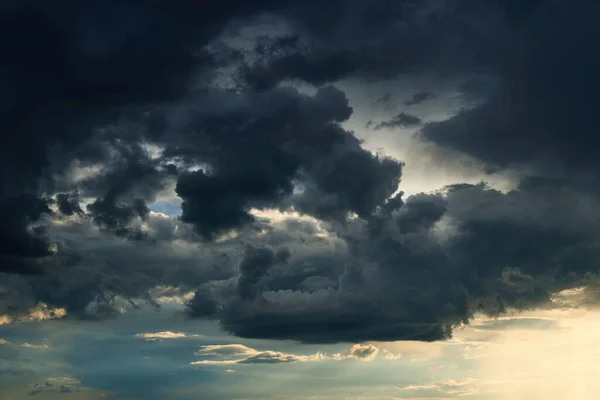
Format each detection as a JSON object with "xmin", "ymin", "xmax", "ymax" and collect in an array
[
  {"xmin": 0, "ymin": 195, "xmax": 52, "ymax": 274},
  {"xmin": 190, "ymin": 180, "xmax": 600, "ymax": 343},
  {"xmin": 420, "ymin": 0, "xmax": 600, "ymax": 176},
  {"xmin": 171, "ymin": 85, "xmax": 402, "ymax": 238},
  {"xmin": 291, "ymin": 146, "xmax": 403, "ymax": 221},
  {"xmin": 394, "ymin": 193, "xmax": 447, "ymax": 234},
  {"xmin": 4, "ymin": 0, "xmax": 600, "ymax": 347},
  {"xmin": 0, "ymin": 211, "xmax": 241, "ymax": 320},
  {"xmin": 237, "ymin": 245, "xmax": 290, "ymax": 300},
  {"xmin": 0, "ymin": 0, "xmax": 548, "ymax": 275},
  {"xmin": 404, "ymin": 92, "xmax": 436, "ymax": 106},
  {"xmin": 239, "ymin": 0, "xmax": 513, "ymax": 87},
  {"xmin": 0, "ymin": 0, "xmax": 307, "ymax": 274},
  {"xmin": 370, "ymin": 112, "xmax": 423, "ymax": 130},
  {"xmin": 410, "ymin": 0, "xmax": 600, "ymax": 324},
  {"xmin": 242, "ymin": 48, "xmax": 362, "ymax": 91},
  {"xmin": 187, "ymin": 288, "xmax": 219, "ymax": 318}
]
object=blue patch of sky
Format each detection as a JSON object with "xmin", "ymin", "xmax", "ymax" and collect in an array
[{"xmin": 149, "ymin": 200, "xmax": 183, "ymax": 217}]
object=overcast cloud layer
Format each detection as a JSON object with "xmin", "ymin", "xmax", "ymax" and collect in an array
[{"xmin": 1, "ymin": 0, "xmax": 600, "ymax": 344}]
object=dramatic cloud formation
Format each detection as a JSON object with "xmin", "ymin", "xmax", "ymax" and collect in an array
[
  {"xmin": 1, "ymin": 0, "xmax": 600, "ymax": 350},
  {"xmin": 420, "ymin": 0, "xmax": 600, "ymax": 177}
]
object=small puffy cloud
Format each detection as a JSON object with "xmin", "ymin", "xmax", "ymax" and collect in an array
[
  {"xmin": 348, "ymin": 343, "xmax": 379, "ymax": 360},
  {"xmin": 2, "ymin": 0, "xmax": 600, "ymax": 356},
  {"xmin": 381, "ymin": 349, "xmax": 402, "ymax": 360},
  {"xmin": 334, "ymin": 343, "xmax": 379, "ymax": 361},
  {"xmin": 25, "ymin": 303, "xmax": 67, "ymax": 321},
  {"xmin": 149, "ymin": 286, "xmax": 196, "ymax": 305},
  {"xmin": 333, "ymin": 343, "xmax": 400, "ymax": 361},
  {"xmin": 0, "ymin": 303, "xmax": 66, "ymax": 326}
]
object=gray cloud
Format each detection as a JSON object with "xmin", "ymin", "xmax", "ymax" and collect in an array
[
  {"xmin": 189, "ymin": 182, "xmax": 600, "ymax": 343},
  {"xmin": 237, "ymin": 245, "xmax": 290, "ymax": 300},
  {"xmin": 369, "ymin": 112, "xmax": 423, "ymax": 130},
  {"xmin": 55, "ymin": 191, "xmax": 84, "ymax": 217},
  {"xmin": 419, "ymin": 1, "xmax": 600, "ymax": 177},
  {"xmin": 157, "ymin": 84, "xmax": 402, "ymax": 239}
]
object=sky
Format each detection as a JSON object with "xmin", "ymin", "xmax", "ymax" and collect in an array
[{"xmin": 1, "ymin": 0, "xmax": 600, "ymax": 398}]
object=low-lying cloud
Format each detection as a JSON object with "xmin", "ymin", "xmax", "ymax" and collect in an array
[
  {"xmin": 135, "ymin": 331, "xmax": 200, "ymax": 341},
  {"xmin": 191, "ymin": 343, "xmax": 398, "ymax": 365}
]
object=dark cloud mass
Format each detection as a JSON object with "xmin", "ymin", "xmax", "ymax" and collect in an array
[
  {"xmin": 170, "ymin": 85, "xmax": 397, "ymax": 239},
  {"xmin": 369, "ymin": 112, "xmax": 423, "ymax": 130},
  {"xmin": 237, "ymin": 245, "xmax": 290, "ymax": 300},
  {"xmin": 2, "ymin": 0, "xmax": 600, "ymax": 345},
  {"xmin": 0, "ymin": 0, "xmax": 291, "ymax": 273},
  {"xmin": 55, "ymin": 191, "xmax": 83, "ymax": 217},
  {"xmin": 420, "ymin": 0, "xmax": 600, "ymax": 174},
  {"xmin": 212, "ymin": 181, "xmax": 600, "ymax": 343}
]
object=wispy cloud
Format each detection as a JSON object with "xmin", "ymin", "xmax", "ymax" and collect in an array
[
  {"xmin": 192, "ymin": 344, "xmax": 324, "ymax": 365},
  {"xmin": 402, "ymin": 384, "xmax": 440, "ymax": 391},
  {"xmin": 135, "ymin": 331, "xmax": 201, "ymax": 341},
  {"xmin": 401, "ymin": 378, "xmax": 481, "ymax": 397},
  {"xmin": 192, "ymin": 343, "xmax": 400, "ymax": 366},
  {"xmin": 195, "ymin": 344, "xmax": 258, "ymax": 356},
  {"xmin": 21, "ymin": 342, "xmax": 51, "ymax": 350}
]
